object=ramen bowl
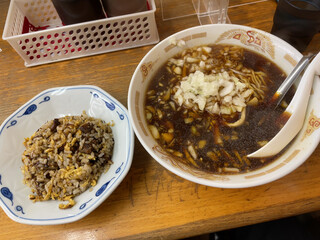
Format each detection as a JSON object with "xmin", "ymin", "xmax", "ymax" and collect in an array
[{"xmin": 128, "ymin": 24, "xmax": 320, "ymax": 188}]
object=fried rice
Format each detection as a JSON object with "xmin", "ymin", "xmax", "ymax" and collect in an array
[{"xmin": 21, "ymin": 111, "xmax": 114, "ymax": 209}]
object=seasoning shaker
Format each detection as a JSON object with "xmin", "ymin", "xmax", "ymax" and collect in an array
[
  {"xmin": 51, "ymin": 0, "xmax": 106, "ymax": 25},
  {"xmin": 101, "ymin": 0, "xmax": 148, "ymax": 17}
]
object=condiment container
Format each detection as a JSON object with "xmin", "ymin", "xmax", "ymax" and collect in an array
[
  {"xmin": 2, "ymin": 0, "xmax": 159, "ymax": 67},
  {"xmin": 101, "ymin": 0, "xmax": 148, "ymax": 17},
  {"xmin": 51, "ymin": 0, "xmax": 106, "ymax": 25}
]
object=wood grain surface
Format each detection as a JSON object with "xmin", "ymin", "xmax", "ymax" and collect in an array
[{"xmin": 0, "ymin": 0, "xmax": 320, "ymax": 239}]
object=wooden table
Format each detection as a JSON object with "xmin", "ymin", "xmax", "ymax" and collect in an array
[{"xmin": 0, "ymin": 0, "xmax": 320, "ymax": 239}]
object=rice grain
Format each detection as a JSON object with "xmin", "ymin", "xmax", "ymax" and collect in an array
[{"xmin": 21, "ymin": 111, "xmax": 114, "ymax": 209}]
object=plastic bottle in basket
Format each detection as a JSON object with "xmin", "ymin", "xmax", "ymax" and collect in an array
[
  {"xmin": 52, "ymin": 0, "xmax": 106, "ymax": 25},
  {"xmin": 101, "ymin": 0, "xmax": 148, "ymax": 17}
]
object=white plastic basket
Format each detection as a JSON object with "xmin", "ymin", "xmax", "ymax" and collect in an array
[{"xmin": 2, "ymin": 0, "xmax": 159, "ymax": 67}]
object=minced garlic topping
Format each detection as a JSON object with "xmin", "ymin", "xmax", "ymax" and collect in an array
[{"xmin": 173, "ymin": 70, "xmax": 254, "ymax": 115}]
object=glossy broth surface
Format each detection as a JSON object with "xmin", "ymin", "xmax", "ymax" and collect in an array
[{"xmin": 144, "ymin": 44, "xmax": 292, "ymax": 174}]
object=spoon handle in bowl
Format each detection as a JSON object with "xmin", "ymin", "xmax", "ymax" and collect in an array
[
  {"xmin": 286, "ymin": 52, "xmax": 320, "ymax": 114},
  {"xmin": 272, "ymin": 53, "xmax": 316, "ymax": 107},
  {"xmin": 247, "ymin": 52, "xmax": 320, "ymax": 158}
]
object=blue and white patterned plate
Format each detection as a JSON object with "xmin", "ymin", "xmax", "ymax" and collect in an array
[{"xmin": 0, "ymin": 85, "xmax": 134, "ymax": 225}]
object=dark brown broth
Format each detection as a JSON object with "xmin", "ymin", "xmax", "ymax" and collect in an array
[{"xmin": 145, "ymin": 44, "xmax": 293, "ymax": 174}]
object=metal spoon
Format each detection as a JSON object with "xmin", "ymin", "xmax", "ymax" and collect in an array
[
  {"xmin": 271, "ymin": 53, "xmax": 316, "ymax": 108},
  {"xmin": 247, "ymin": 52, "xmax": 320, "ymax": 158}
]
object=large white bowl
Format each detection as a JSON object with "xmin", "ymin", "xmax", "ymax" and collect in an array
[
  {"xmin": 128, "ymin": 24, "xmax": 320, "ymax": 188},
  {"xmin": 0, "ymin": 85, "xmax": 134, "ymax": 225}
]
